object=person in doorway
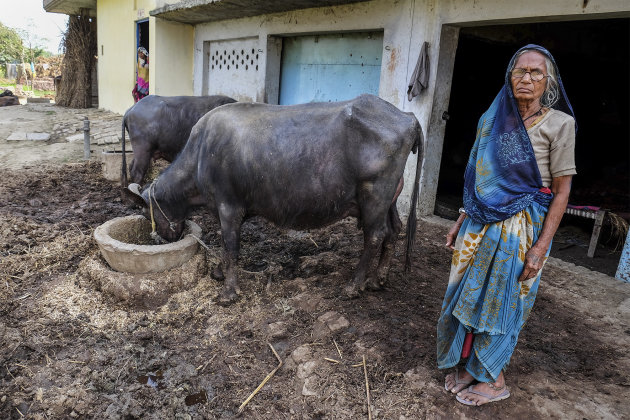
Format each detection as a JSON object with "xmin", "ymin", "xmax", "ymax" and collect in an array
[
  {"xmin": 437, "ymin": 44, "xmax": 576, "ymax": 406},
  {"xmin": 132, "ymin": 46, "xmax": 149, "ymax": 102}
]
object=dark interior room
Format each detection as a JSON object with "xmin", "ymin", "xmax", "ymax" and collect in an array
[{"xmin": 436, "ymin": 18, "xmax": 629, "ymax": 274}]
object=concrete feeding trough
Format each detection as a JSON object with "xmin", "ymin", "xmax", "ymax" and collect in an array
[
  {"xmin": 94, "ymin": 215, "xmax": 202, "ymax": 273},
  {"xmin": 78, "ymin": 252, "xmax": 208, "ymax": 308},
  {"xmin": 101, "ymin": 150, "xmax": 133, "ymax": 182}
]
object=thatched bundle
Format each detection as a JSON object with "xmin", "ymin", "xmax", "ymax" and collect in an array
[
  {"xmin": 56, "ymin": 9, "xmax": 96, "ymax": 108},
  {"xmin": 36, "ymin": 56, "xmax": 63, "ymax": 78}
]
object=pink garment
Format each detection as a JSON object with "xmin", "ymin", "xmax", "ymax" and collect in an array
[{"xmin": 567, "ymin": 204, "xmax": 601, "ymax": 211}]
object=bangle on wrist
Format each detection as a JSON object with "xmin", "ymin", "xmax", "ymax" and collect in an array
[{"xmin": 458, "ymin": 207, "xmax": 466, "ymax": 215}]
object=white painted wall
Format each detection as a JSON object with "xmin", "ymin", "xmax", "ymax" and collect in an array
[
  {"xmin": 187, "ymin": 0, "xmax": 629, "ymax": 218},
  {"xmin": 96, "ymin": 0, "xmax": 138, "ymax": 116},
  {"xmin": 193, "ymin": 1, "xmax": 417, "ymax": 105},
  {"xmin": 154, "ymin": 0, "xmax": 179, "ymax": 8},
  {"xmin": 153, "ymin": 18, "xmax": 194, "ymax": 96},
  {"xmin": 96, "ymin": 0, "xmax": 192, "ymax": 114}
]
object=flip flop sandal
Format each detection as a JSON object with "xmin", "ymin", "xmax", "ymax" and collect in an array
[
  {"xmin": 455, "ymin": 385, "xmax": 511, "ymax": 406},
  {"xmin": 444, "ymin": 368, "xmax": 474, "ymax": 393}
]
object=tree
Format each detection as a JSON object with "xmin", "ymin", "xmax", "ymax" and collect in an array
[
  {"xmin": 17, "ymin": 19, "xmax": 50, "ymax": 64},
  {"xmin": 0, "ymin": 22, "xmax": 23, "ymax": 65}
]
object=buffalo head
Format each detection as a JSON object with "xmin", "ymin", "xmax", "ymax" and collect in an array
[{"xmin": 123, "ymin": 183, "xmax": 186, "ymax": 243}]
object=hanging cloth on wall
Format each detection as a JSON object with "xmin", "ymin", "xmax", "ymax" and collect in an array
[{"xmin": 407, "ymin": 41, "xmax": 430, "ymax": 101}]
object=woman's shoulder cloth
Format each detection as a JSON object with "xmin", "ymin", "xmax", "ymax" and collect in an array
[
  {"xmin": 546, "ymin": 109, "xmax": 575, "ymax": 125},
  {"xmin": 537, "ymin": 109, "xmax": 576, "ymax": 147}
]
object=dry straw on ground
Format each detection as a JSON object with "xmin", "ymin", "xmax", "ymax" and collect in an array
[{"xmin": 607, "ymin": 211, "xmax": 629, "ymax": 251}]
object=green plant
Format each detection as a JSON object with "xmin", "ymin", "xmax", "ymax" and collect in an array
[
  {"xmin": 0, "ymin": 82, "xmax": 55, "ymax": 97},
  {"xmin": 0, "ymin": 23, "xmax": 23, "ymax": 65}
]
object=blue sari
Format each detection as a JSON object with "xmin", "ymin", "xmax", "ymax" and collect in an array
[{"xmin": 437, "ymin": 45, "xmax": 576, "ymax": 382}]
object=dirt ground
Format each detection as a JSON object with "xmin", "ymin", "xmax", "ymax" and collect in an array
[{"xmin": 1, "ymin": 104, "xmax": 629, "ymax": 419}]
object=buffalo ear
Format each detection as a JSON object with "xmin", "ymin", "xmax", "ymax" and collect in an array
[{"xmin": 121, "ymin": 183, "xmax": 148, "ymax": 209}]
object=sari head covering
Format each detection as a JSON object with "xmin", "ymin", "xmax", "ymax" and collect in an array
[
  {"xmin": 138, "ymin": 46, "xmax": 149, "ymax": 57},
  {"xmin": 463, "ymin": 44, "xmax": 576, "ymax": 224}
]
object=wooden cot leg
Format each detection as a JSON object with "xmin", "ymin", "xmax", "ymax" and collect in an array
[{"xmin": 587, "ymin": 210, "xmax": 607, "ymax": 258}]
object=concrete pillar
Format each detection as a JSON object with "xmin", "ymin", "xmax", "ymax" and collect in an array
[{"xmin": 417, "ymin": 24, "xmax": 459, "ymax": 216}]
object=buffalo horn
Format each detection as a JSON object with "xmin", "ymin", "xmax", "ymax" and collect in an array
[{"xmin": 128, "ymin": 183, "xmax": 142, "ymax": 197}]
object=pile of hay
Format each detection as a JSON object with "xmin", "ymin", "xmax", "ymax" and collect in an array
[
  {"xmin": 56, "ymin": 9, "xmax": 96, "ymax": 108},
  {"xmin": 35, "ymin": 56, "xmax": 63, "ymax": 78},
  {"xmin": 607, "ymin": 212, "xmax": 629, "ymax": 251}
]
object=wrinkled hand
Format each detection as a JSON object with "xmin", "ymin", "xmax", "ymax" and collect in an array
[
  {"xmin": 518, "ymin": 245, "xmax": 546, "ymax": 282},
  {"xmin": 445, "ymin": 220, "xmax": 463, "ymax": 250}
]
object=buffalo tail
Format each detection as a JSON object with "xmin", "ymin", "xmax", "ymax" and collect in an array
[
  {"xmin": 121, "ymin": 118, "xmax": 128, "ymax": 188},
  {"xmin": 405, "ymin": 121, "xmax": 424, "ymax": 272}
]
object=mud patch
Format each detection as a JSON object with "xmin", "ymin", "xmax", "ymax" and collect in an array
[{"xmin": 0, "ymin": 161, "xmax": 628, "ymax": 419}]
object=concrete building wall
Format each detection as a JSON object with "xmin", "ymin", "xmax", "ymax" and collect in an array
[
  {"xmin": 96, "ymin": 0, "xmax": 193, "ymax": 114},
  {"xmin": 440, "ymin": 0, "xmax": 629, "ymax": 24},
  {"xmin": 96, "ymin": 0, "xmax": 138, "ymax": 115},
  {"xmin": 192, "ymin": 1, "xmax": 416, "ymax": 105},
  {"xmin": 153, "ymin": 19, "xmax": 194, "ymax": 96},
  {"xmin": 154, "ymin": 0, "xmax": 180, "ymax": 8},
  {"xmin": 96, "ymin": 0, "xmax": 157, "ymax": 115}
]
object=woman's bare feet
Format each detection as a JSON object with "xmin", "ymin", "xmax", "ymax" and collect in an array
[
  {"xmin": 444, "ymin": 368, "xmax": 475, "ymax": 393},
  {"xmin": 456, "ymin": 371, "xmax": 510, "ymax": 406}
]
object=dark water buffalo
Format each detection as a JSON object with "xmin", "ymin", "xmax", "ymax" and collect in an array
[
  {"xmin": 125, "ymin": 94, "xmax": 423, "ymax": 304},
  {"xmin": 121, "ymin": 95, "xmax": 236, "ymax": 186}
]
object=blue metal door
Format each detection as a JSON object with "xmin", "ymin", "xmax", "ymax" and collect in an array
[{"xmin": 279, "ymin": 32, "xmax": 383, "ymax": 105}]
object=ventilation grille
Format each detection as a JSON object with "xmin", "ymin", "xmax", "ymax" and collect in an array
[{"xmin": 210, "ymin": 48, "xmax": 259, "ymax": 72}]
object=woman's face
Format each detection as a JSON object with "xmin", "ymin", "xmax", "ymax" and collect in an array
[
  {"xmin": 139, "ymin": 52, "xmax": 146, "ymax": 60},
  {"xmin": 510, "ymin": 50, "xmax": 548, "ymax": 104}
]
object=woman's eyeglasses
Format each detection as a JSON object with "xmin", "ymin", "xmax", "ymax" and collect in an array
[{"xmin": 511, "ymin": 68, "xmax": 548, "ymax": 82}]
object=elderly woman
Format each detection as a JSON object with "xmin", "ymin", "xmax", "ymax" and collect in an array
[{"xmin": 437, "ymin": 44, "xmax": 576, "ymax": 406}]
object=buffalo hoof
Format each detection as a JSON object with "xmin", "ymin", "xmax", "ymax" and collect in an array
[
  {"xmin": 211, "ymin": 265, "xmax": 225, "ymax": 281},
  {"xmin": 216, "ymin": 289, "xmax": 238, "ymax": 306},
  {"xmin": 343, "ymin": 284, "xmax": 362, "ymax": 299},
  {"xmin": 365, "ymin": 276, "xmax": 385, "ymax": 291}
]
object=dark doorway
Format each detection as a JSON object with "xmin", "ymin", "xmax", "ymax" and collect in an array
[
  {"xmin": 436, "ymin": 18, "xmax": 629, "ymax": 275},
  {"xmin": 137, "ymin": 19, "xmax": 149, "ymax": 54},
  {"xmin": 134, "ymin": 19, "xmax": 149, "ymax": 102}
]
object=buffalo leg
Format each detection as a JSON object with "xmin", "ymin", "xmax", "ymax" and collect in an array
[
  {"xmin": 367, "ymin": 178, "xmax": 404, "ymax": 290},
  {"xmin": 216, "ymin": 206, "xmax": 244, "ymax": 305},
  {"xmin": 210, "ymin": 264, "xmax": 225, "ymax": 281},
  {"xmin": 344, "ymin": 224, "xmax": 385, "ymax": 298},
  {"xmin": 367, "ymin": 202, "xmax": 402, "ymax": 290},
  {"xmin": 344, "ymin": 191, "xmax": 389, "ymax": 297},
  {"xmin": 128, "ymin": 144, "xmax": 152, "ymax": 184}
]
